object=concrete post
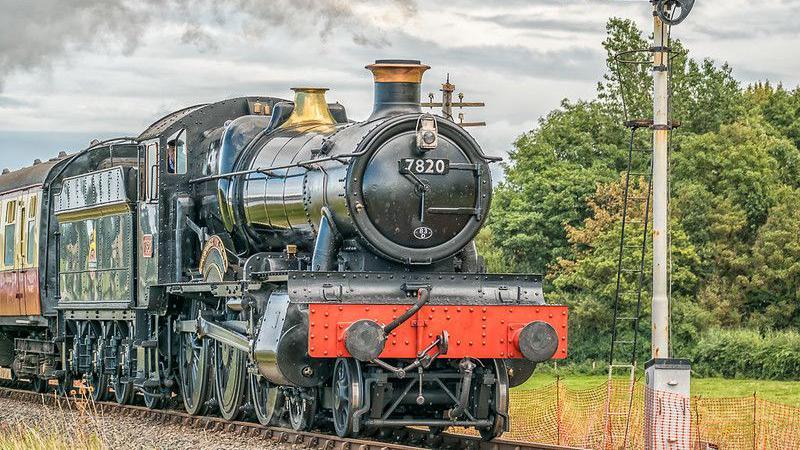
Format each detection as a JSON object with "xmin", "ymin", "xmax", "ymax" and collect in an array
[
  {"xmin": 646, "ymin": 4, "xmax": 691, "ymax": 449},
  {"xmin": 651, "ymin": 2, "xmax": 669, "ymax": 362}
]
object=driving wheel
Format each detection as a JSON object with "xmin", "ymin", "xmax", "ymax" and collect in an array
[
  {"xmin": 213, "ymin": 338, "xmax": 247, "ymax": 421},
  {"xmin": 84, "ymin": 323, "xmax": 109, "ymax": 401},
  {"xmin": 178, "ymin": 301, "xmax": 211, "ymax": 415},
  {"xmin": 288, "ymin": 387, "xmax": 317, "ymax": 431},
  {"xmin": 250, "ymin": 373, "xmax": 286, "ymax": 426},
  {"xmin": 110, "ymin": 322, "xmax": 133, "ymax": 405}
]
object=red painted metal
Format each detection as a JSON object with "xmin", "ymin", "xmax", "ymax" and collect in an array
[
  {"xmin": 22, "ymin": 269, "xmax": 40, "ymax": 315},
  {"xmin": 0, "ymin": 269, "xmax": 40, "ymax": 317},
  {"xmin": 0, "ymin": 270, "xmax": 19, "ymax": 316},
  {"xmin": 308, "ymin": 303, "xmax": 568, "ymax": 360}
]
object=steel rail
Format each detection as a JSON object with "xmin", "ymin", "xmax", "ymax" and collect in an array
[{"xmin": 0, "ymin": 380, "xmax": 583, "ymax": 450}]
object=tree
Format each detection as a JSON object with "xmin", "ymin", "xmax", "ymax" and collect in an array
[
  {"xmin": 748, "ymin": 186, "xmax": 800, "ymax": 330},
  {"xmin": 756, "ymin": 83, "xmax": 800, "ymax": 150},
  {"xmin": 547, "ymin": 175, "xmax": 700, "ymax": 361},
  {"xmin": 480, "ymin": 16, "xmax": 800, "ymax": 368},
  {"xmin": 490, "ymin": 100, "xmax": 620, "ymax": 273},
  {"xmin": 488, "ymin": 18, "xmax": 747, "ymax": 278}
]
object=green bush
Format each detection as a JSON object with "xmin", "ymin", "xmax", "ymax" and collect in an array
[
  {"xmin": 691, "ymin": 328, "xmax": 800, "ymax": 380},
  {"xmin": 535, "ymin": 360, "xmax": 610, "ymax": 377}
]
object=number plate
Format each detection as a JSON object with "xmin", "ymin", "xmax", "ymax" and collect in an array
[{"xmin": 398, "ymin": 158, "xmax": 450, "ymax": 175}]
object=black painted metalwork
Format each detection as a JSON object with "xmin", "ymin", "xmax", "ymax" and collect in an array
[{"xmin": 0, "ymin": 59, "xmax": 565, "ymax": 440}]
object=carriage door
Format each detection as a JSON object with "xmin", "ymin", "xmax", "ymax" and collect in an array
[
  {"xmin": 138, "ymin": 139, "xmax": 160, "ymax": 307},
  {"xmin": 0, "ymin": 198, "xmax": 20, "ymax": 316},
  {"xmin": 17, "ymin": 191, "xmax": 39, "ymax": 316},
  {"xmin": 1, "ymin": 194, "xmax": 27, "ymax": 316}
]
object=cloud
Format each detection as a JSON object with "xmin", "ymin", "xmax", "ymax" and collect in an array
[
  {"xmin": 435, "ymin": 43, "xmax": 603, "ymax": 81},
  {"xmin": 2, "ymin": 0, "xmax": 800, "ymax": 174},
  {"xmin": 0, "ymin": 96, "xmax": 34, "ymax": 108},
  {"xmin": 475, "ymin": 14, "xmax": 604, "ymax": 35},
  {"xmin": 380, "ymin": 32, "xmax": 605, "ymax": 82},
  {"xmin": 683, "ymin": 0, "xmax": 800, "ymax": 40},
  {"xmin": 0, "ymin": 0, "xmax": 148, "ymax": 91},
  {"xmin": 180, "ymin": 24, "xmax": 219, "ymax": 52},
  {"xmin": 0, "ymin": 0, "xmax": 418, "ymax": 90}
]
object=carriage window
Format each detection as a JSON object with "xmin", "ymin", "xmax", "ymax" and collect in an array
[
  {"xmin": 5, "ymin": 201, "xmax": 15, "ymax": 223},
  {"xmin": 25, "ymin": 197, "xmax": 36, "ymax": 264},
  {"xmin": 19, "ymin": 205, "xmax": 25, "ymax": 262},
  {"xmin": 26, "ymin": 218, "xmax": 36, "ymax": 263},
  {"xmin": 146, "ymin": 142, "xmax": 158, "ymax": 201},
  {"xmin": 166, "ymin": 129, "xmax": 188, "ymax": 175},
  {"xmin": 4, "ymin": 201, "xmax": 16, "ymax": 266}
]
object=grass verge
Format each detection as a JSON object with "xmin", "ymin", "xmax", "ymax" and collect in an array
[{"xmin": 516, "ymin": 373, "xmax": 800, "ymax": 406}]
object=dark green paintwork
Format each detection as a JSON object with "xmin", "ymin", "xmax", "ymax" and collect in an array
[{"xmin": 58, "ymin": 213, "xmax": 133, "ymax": 303}]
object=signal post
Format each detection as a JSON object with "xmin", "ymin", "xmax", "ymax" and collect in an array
[{"xmin": 645, "ymin": 1, "xmax": 693, "ymax": 449}]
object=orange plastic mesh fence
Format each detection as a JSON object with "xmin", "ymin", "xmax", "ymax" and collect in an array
[
  {"xmin": 454, "ymin": 378, "xmax": 800, "ymax": 450},
  {"xmin": 644, "ymin": 386, "xmax": 693, "ymax": 450}
]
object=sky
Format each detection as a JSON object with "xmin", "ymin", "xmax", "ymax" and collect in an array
[{"xmin": 1, "ymin": 0, "xmax": 799, "ymax": 172}]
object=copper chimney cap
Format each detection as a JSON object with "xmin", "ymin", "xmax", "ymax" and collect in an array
[{"xmin": 365, "ymin": 59, "xmax": 430, "ymax": 84}]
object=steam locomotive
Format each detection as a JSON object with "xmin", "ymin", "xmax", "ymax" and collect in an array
[{"xmin": 0, "ymin": 60, "xmax": 567, "ymax": 440}]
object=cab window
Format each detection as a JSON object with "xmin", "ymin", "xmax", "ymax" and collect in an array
[
  {"xmin": 166, "ymin": 129, "xmax": 188, "ymax": 175},
  {"xmin": 146, "ymin": 142, "xmax": 158, "ymax": 201},
  {"xmin": 4, "ymin": 201, "xmax": 16, "ymax": 266}
]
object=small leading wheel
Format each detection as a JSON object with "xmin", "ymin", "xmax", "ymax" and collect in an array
[
  {"xmin": 332, "ymin": 358, "xmax": 363, "ymax": 438},
  {"xmin": 57, "ymin": 375, "xmax": 75, "ymax": 397},
  {"xmin": 213, "ymin": 339, "xmax": 247, "ymax": 421},
  {"xmin": 110, "ymin": 323, "xmax": 133, "ymax": 405},
  {"xmin": 287, "ymin": 387, "xmax": 317, "ymax": 431},
  {"xmin": 142, "ymin": 389, "xmax": 163, "ymax": 409},
  {"xmin": 178, "ymin": 301, "xmax": 211, "ymax": 415},
  {"xmin": 250, "ymin": 373, "xmax": 285, "ymax": 426},
  {"xmin": 111, "ymin": 367, "xmax": 133, "ymax": 404},
  {"xmin": 84, "ymin": 323, "xmax": 109, "ymax": 402},
  {"xmin": 31, "ymin": 376, "xmax": 47, "ymax": 394},
  {"xmin": 479, "ymin": 359, "xmax": 510, "ymax": 441}
]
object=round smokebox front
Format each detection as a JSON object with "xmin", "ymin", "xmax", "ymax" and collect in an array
[{"xmin": 349, "ymin": 117, "xmax": 491, "ymax": 264}]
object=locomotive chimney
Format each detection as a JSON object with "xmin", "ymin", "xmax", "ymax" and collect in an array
[
  {"xmin": 366, "ymin": 59, "xmax": 430, "ymax": 120},
  {"xmin": 280, "ymin": 87, "xmax": 336, "ymax": 129}
]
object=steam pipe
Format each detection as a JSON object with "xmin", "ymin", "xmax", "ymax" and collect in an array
[
  {"xmin": 460, "ymin": 240, "xmax": 480, "ymax": 273},
  {"xmin": 448, "ymin": 358, "xmax": 476, "ymax": 420},
  {"xmin": 384, "ymin": 288, "xmax": 430, "ymax": 335},
  {"xmin": 311, "ymin": 208, "xmax": 341, "ymax": 271}
]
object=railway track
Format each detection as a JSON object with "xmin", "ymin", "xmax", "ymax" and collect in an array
[{"xmin": 0, "ymin": 379, "xmax": 581, "ymax": 450}]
